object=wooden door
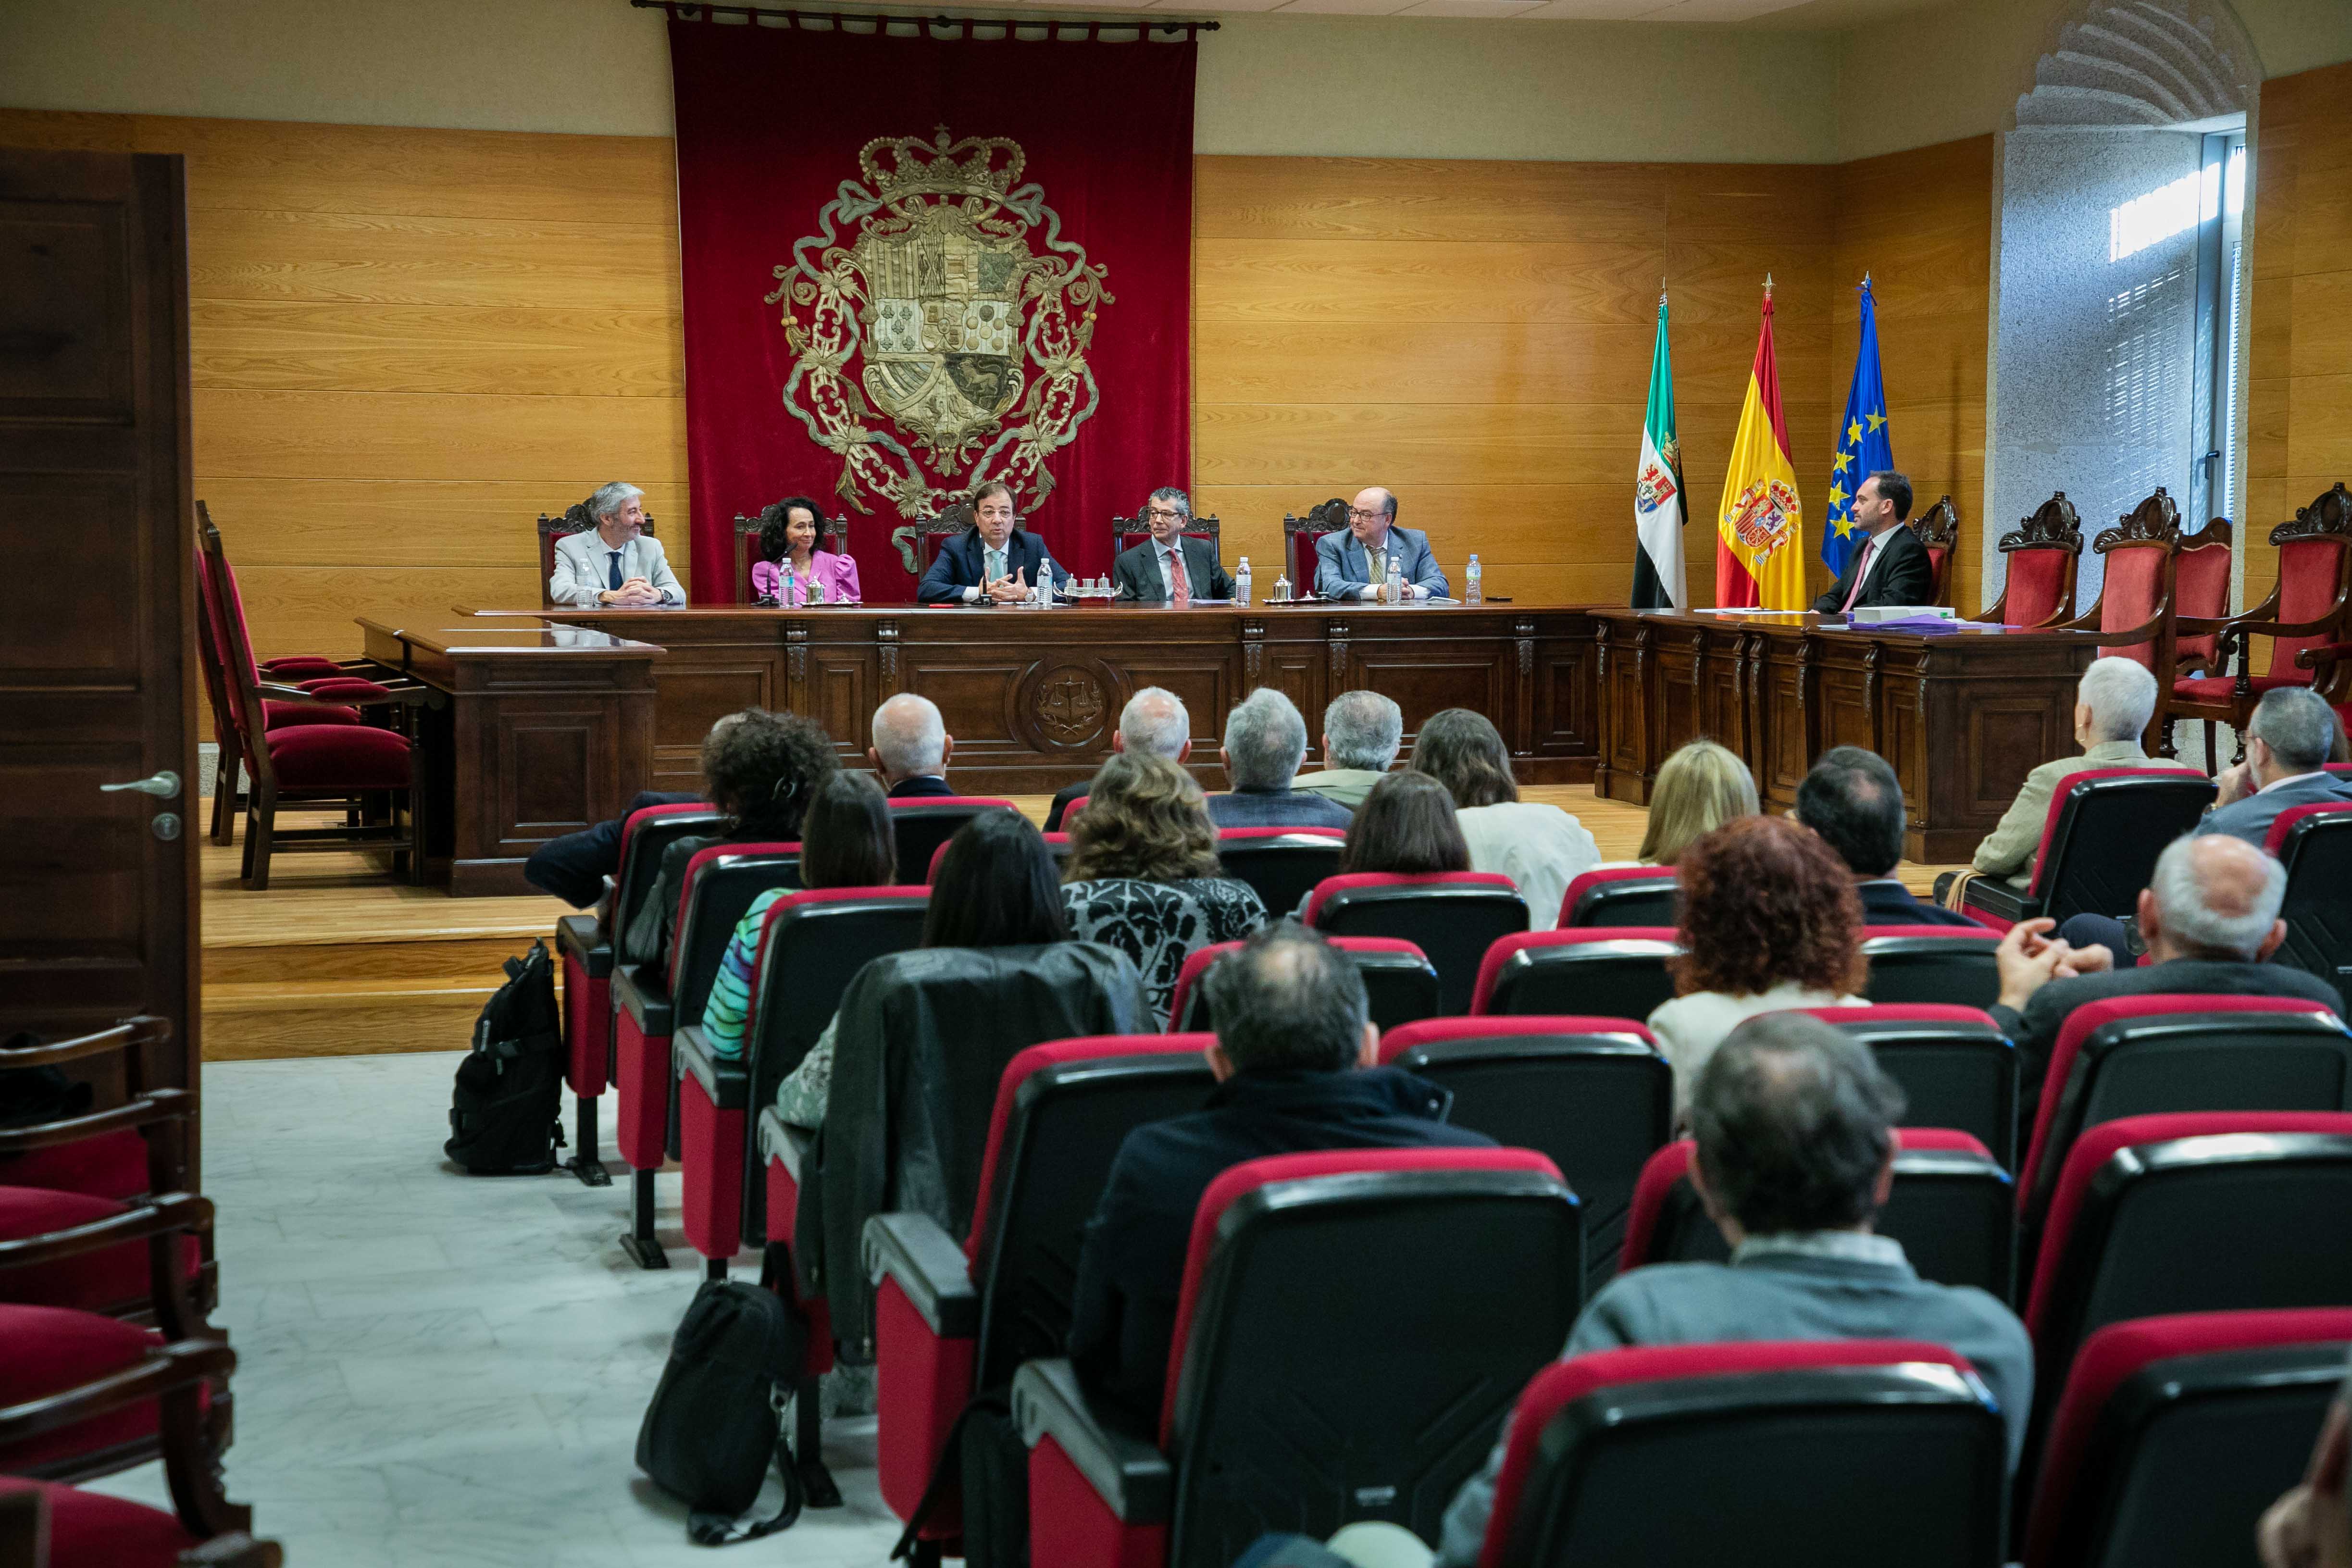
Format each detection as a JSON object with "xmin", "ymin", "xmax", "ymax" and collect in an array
[{"xmin": 0, "ymin": 149, "xmax": 199, "ymax": 1134}]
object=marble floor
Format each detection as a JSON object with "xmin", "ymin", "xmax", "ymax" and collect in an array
[{"xmin": 87, "ymin": 1052, "xmax": 904, "ymax": 1567}]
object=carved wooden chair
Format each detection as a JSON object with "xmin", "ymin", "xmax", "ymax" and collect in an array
[
  {"xmin": 1112, "ymin": 510, "xmax": 1222, "ymax": 557},
  {"xmin": 2155, "ymin": 519, "xmax": 2236, "ymax": 763},
  {"xmin": 906, "ymin": 502, "xmax": 975, "ymax": 577},
  {"xmin": 537, "ymin": 498, "xmax": 656, "ymax": 608},
  {"xmin": 733, "ymin": 499, "xmax": 847, "ymax": 604},
  {"xmin": 1283, "ymin": 498, "xmax": 1349, "ymax": 597},
  {"xmin": 2052, "ymin": 488, "xmax": 2184, "ymax": 678},
  {"xmin": 2166, "ymin": 484, "xmax": 2352, "ymax": 769},
  {"xmin": 1974, "ymin": 493, "xmax": 2084, "ymax": 627},
  {"xmin": 1907, "ymin": 496, "xmax": 1961, "ymax": 606}
]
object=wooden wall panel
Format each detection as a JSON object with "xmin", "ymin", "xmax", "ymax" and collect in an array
[
  {"xmin": 0, "ymin": 109, "xmax": 689, "ymax": 684},
  {"xmin": 1829, "ymin": 136, "xmax": 1993, "ymax": 614},
  {"xmin": 1195, "ymin": 155, "xmax": 1854, "ymax": 610},
  {"xmin": 2245, "ymin": 62, "xmax": 2352, "ymax": 637}
]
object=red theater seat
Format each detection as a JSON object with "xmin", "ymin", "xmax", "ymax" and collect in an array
[
  {"xmin": 2270, "ymin": 803, "xmax": 2352, "ymax": 1010},
  {"xmin": 1557, "ymin": 866, "xmax": 1677, "ymax": 929},
  {"xmin": 1470, "ymin": 1339, "xmax": 2003, "ymax": 1568},
  {"xmin": 1796, "ymin": 1004, "xmax": 2020, "ymax": 1170},
  {"xmin": 1166, "ymin": 935, "xmax": 1440, "ymax": 1033},
  {"xmin": 1472, "ymin": 927, "xmax": 1680, "ymax": 1020},
  {"xmin": 1013, "ymin": 1148, "xmax": 1582, "ymax": 1568},
  {"xmin": 1306, "ymin": 872, "xmax": 1528, "ymax": 1015},
  {"xmin": 865, "ymin": 1035, "xmax": 1215, "ymax": 1545},
  {"xmin": 889, "ymin": 798, "xmax": 1024, "ymax": 886},
  {"xmin": 1859, "ymin": 927, "xmax": 2001, "ymax": 1008},
  {"xmin": 2022, "ymin": 1308, "xmax": 2352, "ymax": 1568},
  {"xmin": 1959, "ymin": 771, "xmax": 2214, "ymax": 933},
  {"xmin": 1212, "ymin": 827, "xmax": 1344, "ymax": 915}
]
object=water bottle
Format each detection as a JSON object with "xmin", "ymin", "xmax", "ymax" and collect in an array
[
  {"xmin": 1234, "ymin": 557, "xmax": 1252, "ymax": 606},
  {"xmin": 782, "ymin": 566, "xmax": 798, "ymax": 608},
  {"xmin": 1466, "ymin": 554, "xmax": 1482, "ymax": 606},
  {"xmin": 1387, "ymin": 557, "xmax": 1405, "ymax": 605},
  {"xmin": 1033, "ymin": 551, "xmax": 1055, "ymax": 607}
]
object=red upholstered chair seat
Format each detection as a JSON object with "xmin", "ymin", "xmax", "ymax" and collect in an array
[
  {"xmin": 293, "ymin": 676, "xmax": 394, "ymax": 702},
  {"xmin": 2271, "ymin": 538, "xmax": 2350, "ymax": 675},
  {"xmin": 261, "ymin": 699, "xmax": 360, "ymax": 729},
  {"xmin": 0, "ymin": 1189, "xmax": 202, "ymax": 1313},
  {"xmin": 0, "ymin": 1129, "xmax": 149, "ymax": 1202},
  {"xmin": 0, "ymin": 1479, "xmax": 199, "ymax": 1566},
  {"xmin": 2005, "ymin": 549, "xmax": 2073, "ymax": 628},
  {"xmin": 2171, "ymin": 535, "xmax": 2234, "ymax": 670},
  {"xmin": 258, "ymin": 655, "xmax": 343, "ymax": 678},
  {"xmin": 263, "ymin": 723, "xmax": 414, "ymax": 790},
  {"xmin": 2171, "ymin": 673, "xmax": 2309, "ymax": 700},
  {"xmin": 0, "ymin": 1304, "xmax": 172, "ymax": 1470}
]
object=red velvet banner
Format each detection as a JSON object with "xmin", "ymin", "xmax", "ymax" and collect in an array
[{"xmin": 667, "ymin": 14, "xmax": 1196, "ymax": 601}]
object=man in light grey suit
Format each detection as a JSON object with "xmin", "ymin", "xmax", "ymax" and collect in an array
[
  {"xmin": 548, "ymin": 482, "xmax": 685, "ymax": 607},
  {"xmin": 1314, "ymin": 487, "xmax": 1448, "ymax": 602},
  {"xmin": 2196, "ymin": 686, "xmax": 2352, "ymax": 848}
]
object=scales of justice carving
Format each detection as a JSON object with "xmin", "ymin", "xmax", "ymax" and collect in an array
[{"xmin": 768, "ymin": 127, "xmax": 1112, "ymax": 574}]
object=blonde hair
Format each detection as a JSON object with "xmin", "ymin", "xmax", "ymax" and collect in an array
[{"xmin": 1638, "ymin": 740, "xmax": 1759, "ymax": 865}]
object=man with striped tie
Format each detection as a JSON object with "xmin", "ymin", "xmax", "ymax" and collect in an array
[{"xmin": 1111, "ymin": 486, "xmax": 1232, "ymax": 604}]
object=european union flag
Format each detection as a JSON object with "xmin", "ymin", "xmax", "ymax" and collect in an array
[{"xmin": 1823, "ymin": 275, "xmax": 1894, "ymax": 581}]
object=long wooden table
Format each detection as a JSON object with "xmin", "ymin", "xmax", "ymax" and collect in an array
[
  {"xmin": 360, "ymin": 600, "xmax": 2100, "ymax": 893},
  {"xmin": 1590, "ymin": 608, "xmax": 2102, "ymax": 863}
]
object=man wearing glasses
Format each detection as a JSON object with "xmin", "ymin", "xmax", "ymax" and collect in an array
[
  {"xmin": 918, "ymin": 479, "xmax": 1070, "ymax": 604},
  {"xmin": 1112, "ymin": 486, "xmax": 1232, "ymax": 604},
  {"xmin": 1315, "ymin": 487, "xmax": 1449, "ymax": 602}
]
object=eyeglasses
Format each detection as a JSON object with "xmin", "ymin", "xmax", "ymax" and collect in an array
[
  {"xmin": 1346, "ymin": 508, "xmax": 1389, "ymax": 522},
  {"xmin": 1145, "ymin": 508, "xmax": 1185, "ymax": 521}
]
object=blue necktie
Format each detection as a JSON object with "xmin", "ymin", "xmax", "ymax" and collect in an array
[{"xmin": 608, "ymin": 549, "xmax": 624, "ymax": 592}]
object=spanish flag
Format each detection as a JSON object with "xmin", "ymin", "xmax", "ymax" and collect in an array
[{"xmin": 1713, "ymin": 279, "xmax": 1807, "ymax": 610}]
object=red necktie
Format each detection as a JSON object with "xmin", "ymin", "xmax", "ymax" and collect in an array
[
  {"xmin": 1840, "ymin": 536, "xmax": 1878, "ymax": 613},
  {"xmin": 1170, "ymin": 548, "xmax": 1189, "ymax": 608}
]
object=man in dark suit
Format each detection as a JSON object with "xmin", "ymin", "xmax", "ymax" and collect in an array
[
  {"xmin": 1794, "ymin": 746, "xmax": 1977, "ymax": 926},
  {"xmin": 869, "ymin": 693, "xmax": 956, "ymax": 798},
  {"xmin": 1992, "ymin": 834, "xmax": 2341, "ymax": 1124},
  {"xmin": 916, "ymin": 480, "xmax": 1070, "ymax": 605},
  {"xmin": 1046, "ymin": 687, "xmax": 1190, "ymax": 830},
  {"xmin": 1067, "ymin": 926, "xmax": 1492, "ymax": 1431},
  {"xmin": 523, "ymin": 788, "xmax": 701, "ymax": 906},
  {"xmin": 1812, "ymin": 470, "xmax": 1935, "ymax": 616},
  {"xmin": 1111, "ymin": 487, "xmax": 1232, "ymax": 603}
]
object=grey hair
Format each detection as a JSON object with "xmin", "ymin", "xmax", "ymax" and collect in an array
[
  {"xmin": 1323, "ymin": 690, "xmax": 1404, "ymax": 772},
  {"xmin": 587, "ymin": 481, "xmax": 644, "ymax": 523},
  {"xmin": 2249, "ymin": 686, "xmax": 2338, "ymax": 773},
  {"xmin": 870, "ymin": 693, "xmax": 946, "ymax": 780},
  {"xmin": 1119, "ymin": 686, "xmax": 1190, "ymax": 760},
  {"xmin": 1146, "ymin": 486, "xmax": 1191, "ymax": 519},
  {"xmin": 2150, "ymin": 834, "xmax": 2286, "ymax": 960},
  {"xmin": 2077, "ymin": 656, "xmax": 2159, "ymax": 742},
  {"xmin": 1690, "ymin": 1012, "xmax": 1907, "ymax": 1235},
  {"xmin": 1223, "ymin": 687, "xmax": 1310, "ymax": 790}
]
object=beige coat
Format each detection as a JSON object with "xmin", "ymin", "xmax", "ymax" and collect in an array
[{"xmin": 1969, "ymin": 738, "xmax": 2200, "ymax": 886}]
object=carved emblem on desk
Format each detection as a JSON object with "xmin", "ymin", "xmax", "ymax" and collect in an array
[{"xmin": 1011, "ymin": 657, "xmax": 1120, "ymax": 750}]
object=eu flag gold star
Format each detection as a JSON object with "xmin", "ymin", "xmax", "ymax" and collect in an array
[
  {"xmin": 1832, "ymin": 450, "xmax": 1854, "ymax": 473},
  {"xmin": 1828, "ymin": 481, "xmax": 1849, "ymax": 508},
  {"xmin": 1834, "ymin": 513, "xmax": 1856, "ymax": 536},
  {"xmin": 1847, "ymin": 419, "xmax": 1863, "ymax": 444},
  {"xmin": 1866, "ymin": 410, "xmax": 1886, "ymax": 433}
]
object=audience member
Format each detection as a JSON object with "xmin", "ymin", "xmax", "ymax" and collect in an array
[
  {"xmin": 1636, "ymin": 739, "xmax": 1759, "ymax": 865},
  {"xmin": 2258, "ymin": 1351, "xmax": 2352, "ymax": 1568},
  {"xmin": 1966, "ymin": 656, "xmax": 2196, "ymax": 889},
  {"xmin": 870, "ymin": 692, "xmax": 955, "ymax": 798},
  {"xmin": 700, "ymin": 771, "xmax": 896, "ymax": 1060},
  {"xmin": 1411, "ymin": 708, "xmax": 1598, "ymax": 932},
  {"xmin": 1209, "ymin": 689, "xmax": 1355, "ymax": 830},
  {"xmin": 1990, "ymin": 834, "xmax": 2340, "ymax": 1126},
  {"xmin": 618, "ymin": 709, "xmax": 833, "ymax": 971},
  {"xmin": 2197, "ymin": 686, "xmax": 2352, "ymax": 848},
  {"xmin": 1047, "ymin": 686, "xmax": 1190, "ymax": 831},
  {"xmin": 1068, "ymin": 925, "xmax": 1494, "ymax": 1431},
  {"xmin": 1236, "ymin": 1013, "xmax": 2035, "ymax": 1568},
  {"xmin": 1293, "ymin": 690, "xmax": 1402, "ymax": 810},
  {"xmin": 1793, "ymin": 746, "xmax": 1976, "ymax": 926},
  {"xmin": 1060, "ymin": 752, "xmax": 1268, "ymax": 1018},
  {"xmin": 769, "ymin": 810, "xmax": 1087, "ymax": 1130},
  {"xmin": 1646, "ymin": 817, "xmax": 1867, "ymax": 1114},
  {"xmin": 1334, "ymin": 771, "xmax": 1471, "ymax": 880},
  {"xmin": 522, "ymin": 785, "xmax": 700, "ymax": 908}
]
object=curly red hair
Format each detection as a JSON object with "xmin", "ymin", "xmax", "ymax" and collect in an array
[{"xmin": 1668, "ymin": 815, "xmax": 1867, "ymax": 997}]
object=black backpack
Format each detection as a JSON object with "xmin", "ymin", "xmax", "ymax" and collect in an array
[
  {"xmin": 637, "ymin": 1280, "xmax": 809, "ymax": 1543},
  {"xmin": 445, "ymin": 940, "xmax": 565, "ymax": 1175}
]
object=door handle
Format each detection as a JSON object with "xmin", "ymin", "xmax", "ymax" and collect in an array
[{"xmin": 100, "ymin": 770, "xmax": 181, "ymax": 800}]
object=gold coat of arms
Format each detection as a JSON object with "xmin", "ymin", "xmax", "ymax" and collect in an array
[{"xmin": 766, "ymin": 127, "xmax": 1110, "ymax": 571}]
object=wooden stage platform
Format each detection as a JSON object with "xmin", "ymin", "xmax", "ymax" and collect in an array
[{"xmin": 197, "ymin": 786, "xmax": 1962, "ymax": 1061}]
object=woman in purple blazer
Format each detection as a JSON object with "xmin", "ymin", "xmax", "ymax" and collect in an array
[{"xmin": 751, "ymin": 495, "xmax": 862, "ymax": 606}]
